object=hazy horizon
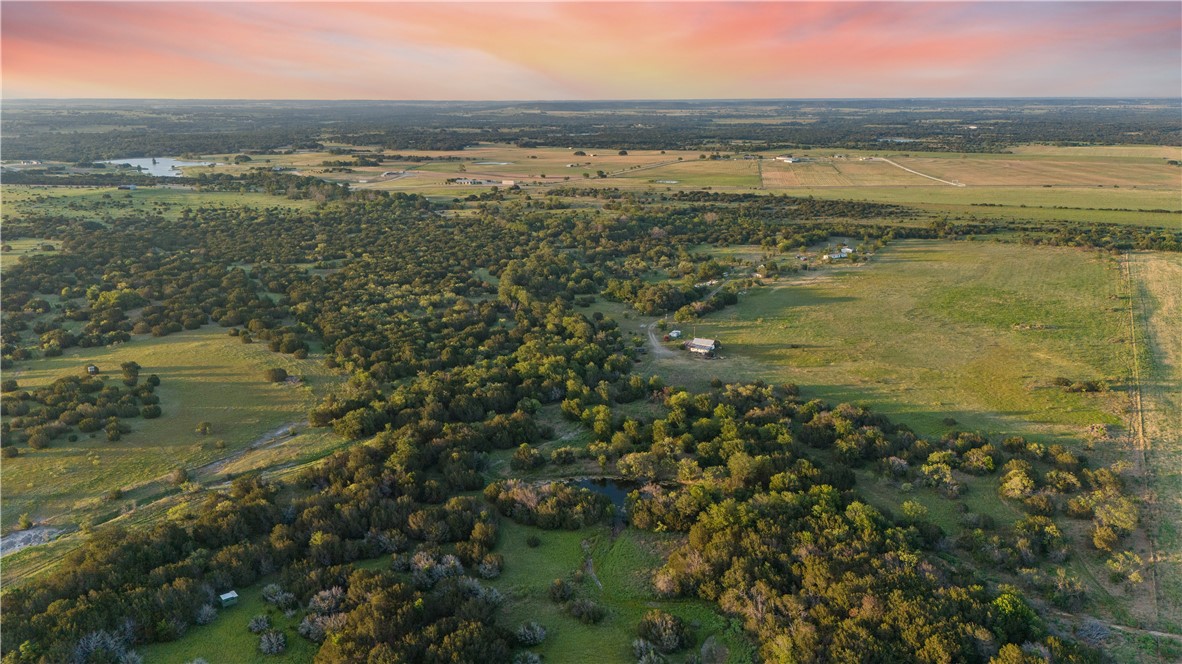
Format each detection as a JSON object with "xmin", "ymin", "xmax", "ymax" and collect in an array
[{"xmin": 5, "ymin": 96, "xmax": 1180, "ymax": 103}]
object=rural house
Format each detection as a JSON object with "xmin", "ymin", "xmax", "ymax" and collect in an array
[{"xmin": 686, "ymin": 338, "xmax": 720, "ymax": 355}]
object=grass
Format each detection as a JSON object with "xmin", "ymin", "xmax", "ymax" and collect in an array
[
  {"xmin": 1, "ymin": 327, "xmax": 342, "ymax": 533},
  {"xmin": 645, "ymin": 240, "xmax": 1130, "ymax": 443},
  {"xmin": 624, "ymin": 159, "xmax": 762, "ymax": 188},
  {"xmin": 892, "ymin": 156, "xmax": 1180, "ymax": 188},
  {"xmin": 141, "ymin": 578, "xmax": 316, "ymax": 664},
  {"xmin": 1, "ymin": 185, "xmax": 317, "ymax": 222},
  {"xmin": 1007, "ymin": 145, "xmax": 1182, "ymax": 160},
  {"xmin": 488, "ymin": 519, "xmax": 754, "ymax": 663},
  {"xmin": 0, "ymin": 237, "xmax": 60, "ymax": 270},
  {"xmin": 634, "ymin": 239, "xmax": 1182, "ymax": 641},
  {"xmin": 767, "ymin": 185, "xmax": 1181, "ymax": 227},
  {"xmin": 137, "ymin": 517, "xmax": 757, "ymax": 664},
  {"xmin": 1128, "ymin": 252, "xmax": 1182, "ymax": 630}
]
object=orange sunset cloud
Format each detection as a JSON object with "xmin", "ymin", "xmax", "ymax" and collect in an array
[{"xmin": 3, "ymin": 2, "xmax": 1179, "ymax": 99}]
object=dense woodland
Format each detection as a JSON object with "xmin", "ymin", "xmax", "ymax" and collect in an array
[{"xmin": 0, "ymin": 167, "xmax": 1151, "ymax": 662}]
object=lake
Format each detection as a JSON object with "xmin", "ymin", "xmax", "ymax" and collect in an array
[{"xmin": 103, "ymin": 157, "xmax": 212, "ymax": 177}]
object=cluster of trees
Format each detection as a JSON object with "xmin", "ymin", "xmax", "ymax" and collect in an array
[
  {"xmin": 603, "ymin": 279, "xmax": 705, "ymax": 316},
  {"xmin": 1, "ymin": 368, "xmax": 161, "ymax": 451},
  {"xmin": 608, "ymin": 382, "xmax": 1103, "ymax": 663},
  {"xmin": 483, "ymin": 480, "xmax": 609, "ymax": 530}
]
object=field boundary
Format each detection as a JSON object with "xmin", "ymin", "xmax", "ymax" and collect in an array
[{"xmin": 1123, "ymin": 253, "xmax": 1162, "ymax": 635}]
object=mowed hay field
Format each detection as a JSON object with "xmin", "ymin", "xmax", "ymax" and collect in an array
[
  {"xmin": 891, "ymin": 156, "xmax": 1181, "ymax": 188},
  {"xmin": 661, "ymin": 240, "xmax": 1131, "ymax": 443},
  {"xmin": 1008, "ymin": 144, "xmax": 1182, "ymax": 160},
  {"xmin": 760, "ymin": 158, "xmax": 927, "ymax": 187},
  {"xmin": 623, "ymin": 158, "xmax": 762, "ymax": 188},
  {"xmin": 781, "ymin": 185, "xmax": 1182, "ymax": 227},
  {"xmin": 750, "ymin": 145, "xmax": 1181, "ymax": 227},
  {"xmin": 0, "ymin": 327, "xmax": 342, "ymax": 532}
]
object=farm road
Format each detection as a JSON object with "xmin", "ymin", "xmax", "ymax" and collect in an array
[
  {"xmin": 644, "ymin": 279, "xmax": 731, "ymax": 357},
  {"xmin": 872, "ymin": 157, "xmax": 965, "ymax": 186}
]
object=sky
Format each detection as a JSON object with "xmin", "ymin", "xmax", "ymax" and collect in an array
[{"xmin": 3, "ymin": 1, "xmax": 1180, "ymax": 100}]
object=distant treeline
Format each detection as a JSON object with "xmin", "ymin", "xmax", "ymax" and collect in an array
[{"xmin": 3, "ymin": 99, "xmax": 1178, "ymax": 161}]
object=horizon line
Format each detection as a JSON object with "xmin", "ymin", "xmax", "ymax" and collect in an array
[{"xmin": 7, "ymin": 96, "xmax": 1182, "ymax": 103}]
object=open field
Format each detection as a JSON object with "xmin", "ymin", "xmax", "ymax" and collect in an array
[
  {"xmin": 779, "ymin": 185, "xmax": 1182, "ymax": 227},
  {"xmin": 624, "ymin": 158, "xmax": 762, "ymax": 188},
  {"xmin": 648, "ymin": 240, "xmax": 1130, "ymax": 443},
  {"xmin": 760, "ymin": 158, "xmax": 928, "ymax": 187},
  {"xmin": 1008, "ymin": 145, "xmax": 1182, "ymax": 160},
  {"xmin": 142, "ymin": 577, "xmax": 317, "ymax": 664},
  {"xmin": 489, "ymin": 519, "xmax": 753, "ymax": 664},
  {"xmin": 0, "ymin": 237, "xmax": 59, "ymax": 270},
  {"xmin": 295, "ymin": 143, "xmax": 1181, "ymax": 226},
  {"xmin": 1128, "ymin": 252, "xmax": 1182, "ymax": 629},
  {"xmin": 1, "ymin": 184, "xmax": 318, "ymax": 222},
  {"xmin": 892, "ymin": 156, "xmax": 1180, "ymax": 188},
  {"xmin": 0, "ymin": 327, "xmax": 342, "ymax": 533},
  {"xmin": 138, "ymin": 517, "xmax": 754, "ymax": 664},
  {"xmin": 55, "ymin": 142, "xmax": 1173, "ymax": 221},
  {"xmin": 635, "ymin": 240, "xmax": 1182, "ymax": 636}
]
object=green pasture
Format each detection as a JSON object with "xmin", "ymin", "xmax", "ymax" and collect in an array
[
  {"xmin": 618, "ymin": 159, "xmax": 762, "ymax": 188},
  {"xmin": 142, "ymin": 579, "xmax": 316, "ymax": 664},
  {"xmin": 646, "ymin": 240, "xmax": 1130, "ymax": 444},
  {"xmin": 489, "ymin": 519, "xmax": 754, "ymax": 663},
  {"xmin": 1, "ymin": 184, "xmax": 317, "ymax": 222},
  {"xmin": 0, "ymin": 237, "xmax": 61, "ymax": 271},
  {"xmin": 1, "ymin": 327, "xmax": 342, "ymax": 533},
  {"xmin": 1129, "ymin": 252, "xmax": 1182, "ymax": 626},
  {"xmin": 772, "ymin": 185, "xmax": 1180, "ymax": 227}
]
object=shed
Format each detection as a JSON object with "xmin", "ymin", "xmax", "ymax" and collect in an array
[
  {"xmin": 686, "ymin": 338, "xmax": 719, "ymax": 355},
  {"xmin": 86, "ymin": 364, "xmax": 100, "ymax": 375},
  {"xmin": 219, "ymin": 591, "xmax": 239, "ymax": 607},
  {"xmin": 668, "ymin": 330, "xmax": 682, "ymax": 339}
]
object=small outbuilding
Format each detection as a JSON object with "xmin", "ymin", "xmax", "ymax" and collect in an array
[
  {"xmin": 86, "ymin": 364, "xmax": 100, "ymax": 375},
  {"xmin": 686, "ymin": 338, "xmax": 720, "ymax": 355},
  {"xmin": 219, "ymin": 591, "xmax": 239, "ymax": 607},
  {"xmin": 668, "ymin": 330, "xmax": 682, "ymax": 340}
]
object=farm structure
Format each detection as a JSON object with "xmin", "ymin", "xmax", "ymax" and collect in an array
[
  {"xmin": 686, "ymin": 338, "xmax": 720, "ymax": 355},
  {"xmin": 219, "ymin": 591, "xmax": 238, "ymax": 607}
]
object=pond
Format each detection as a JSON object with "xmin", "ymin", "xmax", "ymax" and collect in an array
[
  {"xmin": 572, "ymin": 477, "xmax": 635, "ymax": 513},
  {"xmin": 103, "ymin": 157, "xmax": 213, "ymax": 177}
]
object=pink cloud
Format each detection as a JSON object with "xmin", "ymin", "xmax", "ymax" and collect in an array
[{"xmin": 3, "ymin": 2, "xmax": 1178, "ymax": 99}]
